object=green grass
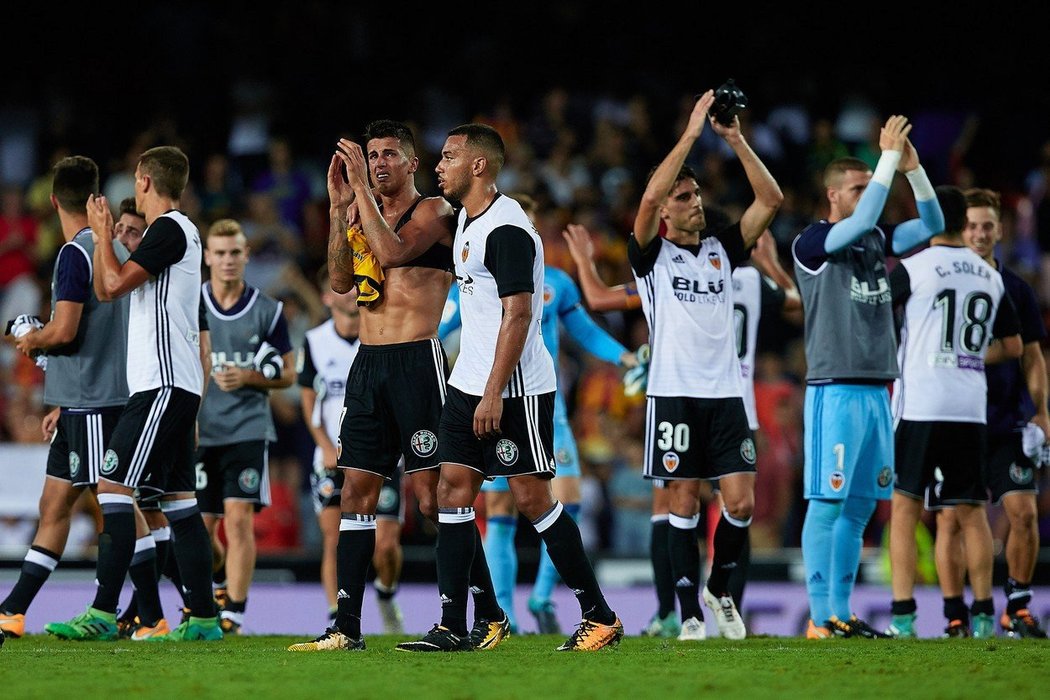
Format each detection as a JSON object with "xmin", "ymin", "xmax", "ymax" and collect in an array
[{"xmin": 3, "ymin": 634, "xmax": 1048, "ymax": 699}]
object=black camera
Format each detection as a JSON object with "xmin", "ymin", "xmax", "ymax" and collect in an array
[{"xmin": 710, "ymin": 79, "xmax": 748, "ymax": 126}]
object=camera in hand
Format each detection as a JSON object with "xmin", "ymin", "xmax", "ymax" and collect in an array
[{"xmin": 710, "ymin": 79, "xmax": 748, "ymax": 126}]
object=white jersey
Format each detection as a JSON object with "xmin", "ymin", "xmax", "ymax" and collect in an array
[
  {"xmin": 449, "ymin": 193, "xmax": 556, "ymax": 397},
  {"xmin": 126, "ymin": 210, "xmax": 203, "ymax": 395},
  {"xmin": 299, "ymin": 319, "xmax": 361, "ymax": 455},
  {"xmin": 629, "ymin": 227, "xmax": 747, "ymax": 399},
  {"xmin": 891, "ymin": 245, "xmax": 1012, "ymax": 423},
  {"xmin": 732, "ymin": 267, "xmax": 762, "ymax": 430}
]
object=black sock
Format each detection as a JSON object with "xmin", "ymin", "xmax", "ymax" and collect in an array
[
  {"xmin": 161, "ymin": 537, "xmax": 187, "ymax": 608},
  {"xmin": 706, "ymin": 509, "xmax": 751, "ymax": 597},
  {"xmin": 970, "ymin": 598, "xmax": 994, "ymax": 617},
  {"xmin": 668, "ymin": 513, "xmax": 702, "ymax": 621},
  {"xmin": 334, "ymin": 514, "xmax": 376, "ymax": 639},
  {"xmin": 225, "ymin": 598, "xmax": 247, "ymax": 614},
  {"xmin": 944, "ymin": 595, "xmax": 969, "ymax": 623},
  {"xmin": 533, "ymin": 503, "xmax": 615, "ymax": 625},
  {"xmin": 167, "ymin": 504, "xmax": 217, "ymax": 618},
  {"xmin": 91, "ymin": 497, "xmax": 137, "ymax": 614},
  {"xmin": 128, "ymin": 537, "xmax": 164, "ymax": 626},
  {"xmin": 436, "ymin": 509, "xmax": 477, "ymax": 637},
  {"xmin": 650, "ymin": 518, "xmax": 676, "ymax": 618},
  {"xmin": 727, "ymin": 530, "xmax": 750, "ymax": 611},
  {"xmin": 120, "ymin": 594, "xmax": 139, "ymax": 623},
  {"xmin": 1006, "ymin": 577, "xmax": 1032, "ymax": 614},
  {"xmin": 891, "ymin": 598, "xmax": 917, "ymax": 616},
  {"xmin": 213, "ymin": 562, "xmax": 227, "ymax": 587},
  {"xmin": 469, "ymin": 522, "xmax": 502, "ymax": 621},
  {"xmin": 2, "ymin": 545, "xmax": 60, "ymax": 615}
]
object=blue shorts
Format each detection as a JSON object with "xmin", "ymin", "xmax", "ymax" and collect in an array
[
  {"xmin": 803, "ymin": 383, "xmax": 894, "ymax": 501},
  {"xmin": 481, "ymin": 393, "xmax": 579, "ymax": 493}
]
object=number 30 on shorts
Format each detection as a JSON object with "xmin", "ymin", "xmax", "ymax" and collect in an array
[{"xmin": 657, "ymin": 421, "xmax": 690, "ymax": 452}]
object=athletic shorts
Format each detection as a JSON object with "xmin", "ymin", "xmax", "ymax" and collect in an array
[
  {"xmin": 46, "ymin": 407, "xmax": 123, "ymax": 488},
  {"xmin": 195, "ymin": 440, "xmax": 271, "ymax": 515},
  {"xmin": 439, "ymin": 386, "xmax": 555, "ymax": 479},
  {"xmin": 895, "ymin": 420, "xmax": 986, "ymax": 506},
  {"xmin": 103, "ymin": 387, "xmax": 200, "ymax": 501},
  {"xmin": 803, "ymin": 383, "xmax": 894, "ymax": 501},
  {"xmin": 311, "ymin": 449, "xmax": 404, "ymax": 521},
  {"xmin": 643, "ymin": 396, "xmax": 756, "ymax": 481},
  {"xmin": 482, "ymin": 392, "xmax": 578, "ymax": 492},
  {"xmin": 338, "ymin": 339, "xmax": 448, "ymax": 478},
  {"xmin": 984, "ymin": 431, "xmax": 1040, "ymax": 504}
]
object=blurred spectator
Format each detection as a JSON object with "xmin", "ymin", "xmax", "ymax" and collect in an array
[{"xmin": 252, "ymin": 136, "xmax": 314, "ymax": 234}]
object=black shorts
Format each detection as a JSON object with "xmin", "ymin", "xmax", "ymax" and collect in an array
[
  {"xmin": 894, "ymin": 420, "xmax": 987, "ymax": 506},
  {"xmin": 103, "ymin": 387, "xmax": 200, "ymax": 500},
  {"xmin": 643, "ymin": 397, "xmax": 757, "ymax": 481},
  {"xmin": 46, "ymin": 407, "xmax": 123, "ymax": 488},
  {"xmin": 311, "ymin": 456, "xmax": 404, "ymax": 522},
  {"xmin": 337, "ymin": 339, "xmax": 448, "ymax": 478},
  {"xmin": 985, "ymin": 431, "xmax": 1039, "ymax": 504},
  {"xmin": 195, "ymin": 440, "xmax": 271, "ymax": 515},
  {"xmin": 438, "ymin": 386, "xmax": 555, "ymax": 479}
]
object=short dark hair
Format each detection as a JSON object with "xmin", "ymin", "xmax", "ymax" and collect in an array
[
  {"xmin": 363, "ymin": 120, "xmax": 416, "ymax": 157},
  {"xmin": 448, "ymin": 123, "xmax": 505, "ymax": 171},
  {"xmin": 645, "ymin": 165, "xmax": 699, "ymax": 194},
  {"xmin": 118, "ymin": 197, "xmax": 143, "ymax": 219},
  {"xmin": 52, "ymin": 156, "xmax": 99, "ymax": 212},
  {"xmin": 138, "ymin": 146, "xmax": 189, "ymax": 199},
  {"xmin": 964, "ymin": 187, "xmax": 1001, "ymax": 218},
  {"xmin": 936, "ymin": 185, "xmax": 968, "ymax": 236},
  {"xmin": 823, "ymin": 157, "xmax": 871, "ymax": 188}
]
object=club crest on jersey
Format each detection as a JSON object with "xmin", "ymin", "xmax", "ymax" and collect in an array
[
  {"xmin": 708, "ymin": 252, "xmax": 721, "ymax": 270},
  {"xmin": 877, "ymin": 466, "xmax": 893, "ymax": 488},
  {"xmin": 829, "ymin": 471, "xmax": 845, "ymax": 492},
  {"xmin": 461, "ymin": 240, "xmax": 470, "ymax": 262},
  {"xmin": 69, "ymin": 451, "xmax": 81, "ymax": 477},
  {"xmin": 411, "ymin": 430, "xmax": 438, "ymax": 458},
  {"xmin": 239, "ymin": 468, "xmax": 261, "ymax": 493},
  {"xmin": 740, "ymin": 438, "xmax": 756, "ymax": 465},
  {"xmin": 496, "ymin": 439, "xmax": 519, "ymax": 466},
  {"xmin": 101, "ymin": 449, "xmax": 119, "ymax": 476},
  {"xmin": 662, "ymin": 451, "xmax": 680, "ymax": 473},
  {"xmin": 378, "ymin": 485, "xmax": 397, "ymax": 511},
  {"xmin": 1009, "ymin": 462, "xmax": 1034, "ymax": 485}
]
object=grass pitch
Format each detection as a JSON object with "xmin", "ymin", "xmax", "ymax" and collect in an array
[{"xmin": 3, "ymin": 634, "xmax": 1047, "ymax": 699}]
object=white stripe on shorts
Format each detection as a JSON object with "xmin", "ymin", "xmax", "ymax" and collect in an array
[{"xmin": 126, "ymin": 388, "xmax": 172, "ymax": 487}]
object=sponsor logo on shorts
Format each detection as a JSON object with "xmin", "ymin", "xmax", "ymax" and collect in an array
[
  {"xmin": 662, "ymin": 451, "xmax": 680, "ymax": 473},
  {"xmin": 378, "ymin": 485, "xmax": 397, "ymax": 512},
  {"xmin": 1009, "ymin": 462, "xmax": 1034, "ymax": 485},
  {"xmin": 740, "ymin": 438, "xmax": 756, "ymax": 465},
  {"xmin": 101, "ymin": 449, "xmax": 119, "ymax": 476},
  {"xmin": 877, "ymin": 466, "xmax": 893, "ymax": 488},
  {"xmin": 69, "ymin": 451, "xmax": 80, "ymax": 477},
  {"xmin": 238, "ymin": 468, "xmax": 261, "ymax": 493},
  {"xmin": 556, "ymin": 448, "xmax": 571, "ymax": 465},
  {"xmin": 496, "ymin": 439, "xmax": 519, "ymax": 466},
  {"xmin": 829, "ymin": 471, "xmax": 845, "ymax": 492},
  {"xmin": 411, "ymin": 430, "xmax": 438, "ymax": 458}
]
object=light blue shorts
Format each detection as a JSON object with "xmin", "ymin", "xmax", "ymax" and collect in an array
[{"xmin": 803, "ymin": 383, "xmax": 894, "ymax": 501}]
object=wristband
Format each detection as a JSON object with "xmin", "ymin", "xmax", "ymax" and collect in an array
[
  {"xmin": 872, "ymin": 150, "xmax": 901, "ymax": 188},
  {"xmin": 905, "ymin": 165, "xmax": 936, "ymax": 201}
]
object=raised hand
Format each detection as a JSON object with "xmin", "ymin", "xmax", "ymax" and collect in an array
[
  {"xmin": 327, "ymin": 153, "xmax": 355, "ymax": 212},
  {"xmin": 709, "ymin": 112, "xmax": 742, "ymax": 141},
  {"xmin": 336, "ymin": 139, "xmax": 370, "ymax": 191},
  {"xmin": 86, "ymin": 194, "xmax": 114, "ymax": 241},
  {"xmin": 897, "ymin": 137, "xmax": 920, "ymax": 172},
  {"xmin": 879, "ymin": 115, "xmax": 912, "ymax": 153},
  {"xmin": 685, "ymin": 89, "xmax": 716, "ymax": 139},
  {"xmin": 562, "ymin": 223, "xmax": 597, "ymax": 265}
]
